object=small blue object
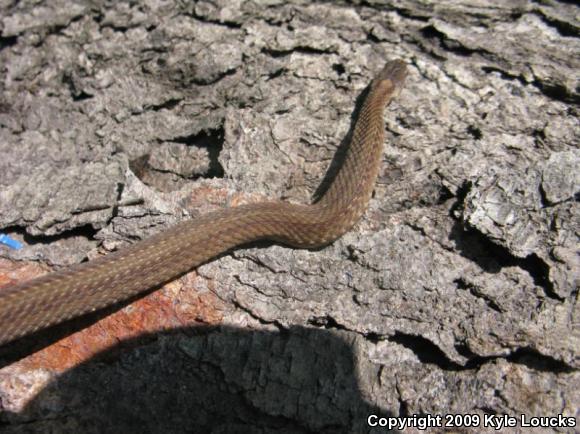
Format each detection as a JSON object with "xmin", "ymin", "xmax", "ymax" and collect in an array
[{"xmin": 0, "ymin": 233, "xmax": 23, "ymax": 250}]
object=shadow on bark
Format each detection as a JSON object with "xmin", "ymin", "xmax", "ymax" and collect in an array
[{"xmin": 0, "ymin": 326, "xmax": 397, "ymax": 433}]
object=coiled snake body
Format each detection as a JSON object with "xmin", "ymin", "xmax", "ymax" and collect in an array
[{"xmin": 0, "ymin": 60, "xmax": 407, "ymax": 346}]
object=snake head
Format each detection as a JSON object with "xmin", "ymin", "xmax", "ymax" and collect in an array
[{"xmin": 371, "ymin": 59, "xmax": 408, "ymax": 97}]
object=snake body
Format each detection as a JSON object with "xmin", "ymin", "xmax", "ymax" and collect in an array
[{"xmin": 0, "ymin": 60, "xmax": 407, "ymax": 346}]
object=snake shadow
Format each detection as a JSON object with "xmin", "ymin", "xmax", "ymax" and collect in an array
[
  {"xmin": 312, "ymin": 83, "xmax": 373, "ymax": 202},
  {"xmin": 0, "ymin": 325, "xmax": 398, "ymax": 434}
]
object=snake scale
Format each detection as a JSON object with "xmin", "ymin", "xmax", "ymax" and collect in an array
[{"xmin": 0, "ymin": 60, "xmax": 407, "ymax": 346}]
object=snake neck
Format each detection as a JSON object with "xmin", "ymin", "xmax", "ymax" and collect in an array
[{"xmin": 316, "ymin": 87, "xmax": 388, "ymax": 213}]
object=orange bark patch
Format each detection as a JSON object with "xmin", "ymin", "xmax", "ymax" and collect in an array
[
  {"xmin": 0, "ymin": 258, "xmax": 50, "ymax": 288},
  {"xmin": 9, "ymin": 270, "xmax": 223, "ymax": 372},
  {"xmin": 185, "ymin": 185, "xmax": 229, "ymax": 211}
]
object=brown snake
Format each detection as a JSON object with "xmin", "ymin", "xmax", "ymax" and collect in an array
[{"xmin": 0, "ymin": 60, "xmax": 407, "ymax": 346}]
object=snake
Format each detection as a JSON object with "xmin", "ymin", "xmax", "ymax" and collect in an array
[{"xmin": 0, "ymin": 60, "xmax": 407, "ymax": 346}]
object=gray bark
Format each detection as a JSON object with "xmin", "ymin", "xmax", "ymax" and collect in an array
[{"xmin": 0, "ymin": 0, "xmax": 578, "ymax": 432}]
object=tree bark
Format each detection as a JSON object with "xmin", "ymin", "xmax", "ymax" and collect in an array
[{"xmin": 0, "ymin": 0, "xmax": 578, "ymax": 432}]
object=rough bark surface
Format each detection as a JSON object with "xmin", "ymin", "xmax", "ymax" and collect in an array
[{"xmin": 0, "ymin": 0, "xmax": 578, "ymax": 433}]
